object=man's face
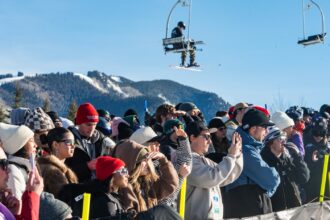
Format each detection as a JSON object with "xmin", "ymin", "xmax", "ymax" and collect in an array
[
  {"xmin": 250, "ymin": 126, "xmax": 268, "ymax": 142},
  {"xmin": 191, "ymin": 130, "xmax": 211, "ymax": 155},
  {"xmin": 78, "ymin": 122, "xmax": 97, "ymax": 137}
]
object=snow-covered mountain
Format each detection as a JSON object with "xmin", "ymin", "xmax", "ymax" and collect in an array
[{"xmin": 0, "ymin": 71, "xmax": 230, "ymax": 121}]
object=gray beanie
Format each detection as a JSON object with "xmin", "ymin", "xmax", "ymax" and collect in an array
[
  {"xmin": 40, "ymin": 192, "xmax": 72, "ymax": 220},
  {"xmin": 10, "ymin": 107, "xmax": 30, "ymax": 126},
  {"xmin": 178, "ymin": 102, "xmax": 198, "ymax": 112}
]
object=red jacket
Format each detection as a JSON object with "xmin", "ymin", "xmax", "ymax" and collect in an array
[{"xmin": 16, "ymin": 191, "xmax": 40, "ymax": 220}]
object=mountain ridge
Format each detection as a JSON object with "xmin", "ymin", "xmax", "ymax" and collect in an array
[{"xmin": 0, "ymin": 71, "xmax": 230, "ymax": 121}]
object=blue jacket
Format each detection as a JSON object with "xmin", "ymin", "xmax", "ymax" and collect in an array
[{"xmin": 226, "ymin": 127, "xmax": 280, "ymax": 197}]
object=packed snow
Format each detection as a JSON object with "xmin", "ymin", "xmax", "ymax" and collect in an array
[
  {"xmin": 0, "ymin": 76, "xmax": 25, "ymax": 86},
  {"xmin": 106, "ymin": 80, "xmax": 129, "ymax": 98},
  {"xmin": 110, "ymin": 76, "xmax": 122, "ymax": 83},
  {"xmin": 73, "ymin": 73, "xmax": 108, "ymax": 93}
]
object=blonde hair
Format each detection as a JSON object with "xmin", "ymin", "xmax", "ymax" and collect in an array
[{"xmin": 129, "ymin": 159, "xmax": 159, "ymax": 211}]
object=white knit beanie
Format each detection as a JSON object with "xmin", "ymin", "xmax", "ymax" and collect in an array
[
  {"xmin": 271, "ymin": 111, "xmax": 295, "ymax": 131},
  {"xmin": 0, "ymin": 123, "xmax": 34, "ymax": 155}
]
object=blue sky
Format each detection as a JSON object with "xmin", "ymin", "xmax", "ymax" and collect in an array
[{"xmin": 0, "ymin": 0, "xmax": 329, "ymax": 111}]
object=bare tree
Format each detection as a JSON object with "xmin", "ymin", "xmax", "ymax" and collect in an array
[{"xmin": 269, "ymin": 91, "xmax": 291, "ymax": 113}]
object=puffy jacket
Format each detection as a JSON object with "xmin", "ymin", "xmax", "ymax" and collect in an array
[
  {"xmin": 224, "ymin": 127, "xmax": 280, "ymax": 218},
  {"xmin": 185, "ymin": 152, "xmax": 243, "ymax": 220},
  {"xmin": 226, "ymin": 127, "xmax": 280, "ymax": 197}
]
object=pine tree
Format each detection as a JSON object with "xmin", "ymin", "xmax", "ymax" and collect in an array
[
  {"xmin": 13, "ymin": 83, "xmax": 22, "ymax": 108},
  {"xmin": 43, "ymin": 97, "xmax": 51, "ymax": 112},
  {"xmin": 67, "ymin": 100, "xmax": 78, "ymax": 122},
  {"xmin": 0, "ymin": 105, "xmax": 6, "ymax": 122}
]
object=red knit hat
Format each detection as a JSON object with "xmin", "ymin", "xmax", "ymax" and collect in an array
[
  {"xmin": 96, "ymin": 156, "xmax": 126, "ymax": 181},
  {"xmin": 75, "ymin": 103, "xmax": 99, "ymax": 125}
]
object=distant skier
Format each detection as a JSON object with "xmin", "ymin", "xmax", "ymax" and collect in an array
[{"xmin": 171, "ymin": 21, "xmax": 199, "ymax": 67}]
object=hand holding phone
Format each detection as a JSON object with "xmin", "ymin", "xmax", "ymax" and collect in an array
[{"xmin": 29, "ymin": 153, "xmax": 36, "ymax": 182}]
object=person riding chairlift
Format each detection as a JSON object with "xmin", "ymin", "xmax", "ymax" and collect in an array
[{"xmin": 171, "ymin": 21, "xmax": 199, "ymax": 67}]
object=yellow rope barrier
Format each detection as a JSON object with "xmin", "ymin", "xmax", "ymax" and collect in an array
[
  {"xmin": 82, "ymin": 193, "xmax": 91, "ymax": 220},
  {"xmin": 319, "ymin": 155, "xmax": 329, "ymax": 202},
  {"xmin": 179, "ymin": 178, "xmax": 187, "ymax": 219}
]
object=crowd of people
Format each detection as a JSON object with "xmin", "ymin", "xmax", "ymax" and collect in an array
[{"xmin": 0, "ymin": 101, "xmax": 329, "ymax": 220}]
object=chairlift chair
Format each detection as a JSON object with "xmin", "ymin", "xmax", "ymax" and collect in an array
[{"xmin": 297, "ymin": 0, "xmax": 326, "ymax": 46}]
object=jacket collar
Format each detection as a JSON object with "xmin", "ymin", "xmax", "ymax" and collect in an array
[
  {"xmin": 8, "ymin": 155, "xmax": 32, "ymax": 172},
  {"xmin": 237, "ymin": 127, "xmax": 264, "ymax": 151}
]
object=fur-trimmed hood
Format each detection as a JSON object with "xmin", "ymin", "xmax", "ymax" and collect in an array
[{"xmin": 38, "ymin": 155, "xmax": 78, "ymax": 198}]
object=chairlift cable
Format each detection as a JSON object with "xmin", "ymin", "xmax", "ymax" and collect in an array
[
  {"xmin": 302, "ymin": 0, "xmax": 306, "ymax": 39},
  {"xmin": 187, "ymin": 0, "xmax": 192, "ymax": 52}
]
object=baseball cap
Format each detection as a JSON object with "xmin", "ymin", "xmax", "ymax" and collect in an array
[
  {"xmin": 234, "ymin": 102, "xmax": 249, "ymax": 111},
  {"xmin": 242, "ymin": 109, "xmax": 275, "ymax": 130},
  {"xmin": 185, "ymin": 121, "xmax": 217, "ymax": 137}
]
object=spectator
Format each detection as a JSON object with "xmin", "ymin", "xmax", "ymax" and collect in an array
[
  {"xmin": 154, "ymin": 104, "xmax": 177, "ymax": 135},
  {"xmin": 304, "ymin": 116, "xmax": 330, "ymax": 202},
  {"xmin": 225, "ymin": 109, "xmax": 280, "ymax": 218},
  {"xmin": 65, "ymin": 103, "xmax": 115, "ymax": 183},
  {"xmin": 185, "ymin": 121, "xmax": 243, "ymax": 220},
  {"xmin": 272, "ymin": 111, "xmax": 305, "ymax": 158},
  {"xmin": 10, "ymin": 107, "xmax": 30, "ymax": 126},
  {"xmin": 178, "ymin": 102, "xmax": 204, "ymax": 122},
  {"xmin": 0, "ymin": 145, "xmax": 44, "ymax": 220},
  {"xmin": 24, "ymin": 107, "xmax": 55, "ymax": 155},
  {"xmin": 87, "ymin": 156, "xmax": 130, "ymax": 218},
  {"xmin": 261, "ymin": 126, "xmax": 310, "ymax": 211},
  {"xmin": 37, "ymin": 127, "xmax": 78, "ymax": 198},
  {"xmin": 225, "ymin": 102, "xmax": 248, "ymax": 142},
  {"xmin": 129, "ymin": 126, "xmax": 164, "ymax": 152},
  {"xmin": 206, "ymin": 117, "xmax": 230, "ymax": 163},
  {"xmin": 285, "ymin": 106, "xmax": 305, "ymax": 157},
  {"xmin": 112, "ymin": 140, "xmax": 179, "ymax": 213},
  {"xmin": 0, "ymin": 123, "xmax": 36, "ymax": 199},
  {"xmin": 215, "ymin": 110, "xmax": 230, "ymax": 124},
  {"xmin": 47, "ymin": 111, "xmax": 63, "ymax": 128}
]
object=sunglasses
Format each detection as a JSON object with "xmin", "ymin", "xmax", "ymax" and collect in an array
[
  {"xmin": 113, "ymin": 167, "xmax": 129, "ymax": 176},
  {"xmin": 0, "ymin": 159, "xmax": 9, "ymax": 171},
  {"xmin": 218, "ymin": 127, "xmax": 226, "ymax": 132},
  {"xmin": 58, "ymin": 139, "xmax": 75, "ymax": 145},
  {"xmin": 199, "ymin": 134, "xmax": 211, "ymax": 141}
]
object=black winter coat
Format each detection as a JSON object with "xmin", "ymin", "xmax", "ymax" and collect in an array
[
  {"xmin": 65, "ymin": 127, "xmax": 105, "ymax": 183},
  {"xmin": 304, "ymin": 134, "xmax": 330, "ymax": 203},
  {"xmin": 58, "ymin": 180, "xmax": 131, "ymax": 219},
  {"xmin": 261, "ymin": 144, "xmax": 310, "ymax": 212}
]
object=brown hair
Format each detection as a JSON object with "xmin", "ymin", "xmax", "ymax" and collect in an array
[
  {"xmin": 129, "ymin": 160, "xmax": 159, "ymax": 211},
  {"xmin": 155, "ymin": 104, "xmax": 175, "ymax": 123}
]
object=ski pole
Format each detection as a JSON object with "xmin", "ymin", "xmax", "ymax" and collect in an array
[
  {"xmin": 319, "ymin": 154, "xmax": 329, "ymax": 202},
  {"xmin": 179, "ymin": 178, "xmax": 187, "ymax": 219},
  {"xmin": 82, "ymin": 193, "xmax": 91, "ymax": 220}
]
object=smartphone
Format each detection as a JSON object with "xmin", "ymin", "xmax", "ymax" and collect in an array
[{"xmin": 29, "ymin": 153, "xmax": 36, "ymax": 182}]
